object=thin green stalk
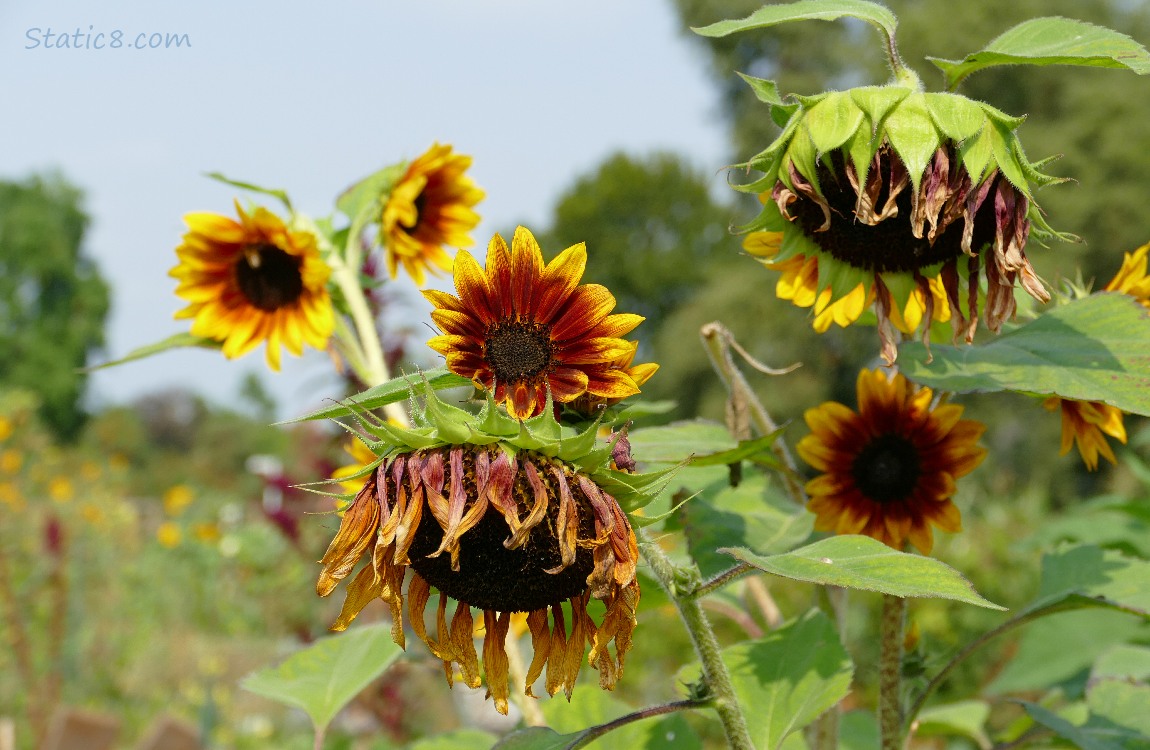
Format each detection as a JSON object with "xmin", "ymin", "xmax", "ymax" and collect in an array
[
  {"xmin": 879, "ymin": 595, "xmax": 907, "ymax": 750},
  {"xmin": 571, "ymin": 699, "xmax": 712, "ymax": 749},
  {"xmin": 639, "ymin": 529, "xmax": 755, "ymax": 750}
]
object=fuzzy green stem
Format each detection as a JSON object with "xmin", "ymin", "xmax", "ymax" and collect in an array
[
  {"xmin": 639, "ymin": 529, "xmax": 755, "ymax": 750},
  {"xmin": 883, "ymin": 31, "xmax": 921, "ymax": 90},
  {"xmin": 571, "ymin": 699, "xmax": 712, "ymax": 749},
  {"xmin": 329, "ymin": 256, "xmax": 409, "ymax": 425},
  {"xmin": 879, "ymin": 595, "xmax": 907, "ymax": 750}
]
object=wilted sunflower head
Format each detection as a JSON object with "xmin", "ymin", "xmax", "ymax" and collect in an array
[
  {"xmin": 316, "ymin": 383, "xmax": 667, "ymax": 713},
  {"xmin": 170, "ymin": 202, "xmax": 334, "ymax": 370},
  {"xmin": 798, "ymin": 368, "xmax": 987, "ymax": 554},
  {"xmin": 424, "ymin": 226, "xmax": 654, "ymax": 420},
  {"xmin": 380, "ymin": 143, "xmax": 484, "ymax": 286},
  {"xmin": 739, "ymin": 86, "xmax": 1068, "ymax": 362}
]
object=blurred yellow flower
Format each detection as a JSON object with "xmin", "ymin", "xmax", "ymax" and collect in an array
[
  {"xmin": 163, "ymin": 485, "xmax": 195, "ymax": 516},
  {"xmin": 80, "ymin": 461, "xmax": 102, "ymax": 481},
  {"xmin": 0, "ymin": 482, "xmax": 24, "ymax": 511},
  {"xmin": 81, "ymin": 503, "xmax": 107, "ymax": 527},
  {"xmin": 0, "ymin": 417, "xmax": 11, "ymax": 442},
  {"xmin": 1104, "ymin": 242, "xmax": 1150, "ymax": 307},
  {"xmin": 157, "ymin": 521, "xmax": 183, "ymax": 548},
  {"xmin": 331, "ymin": 437, "xmax": 379, "ymax": 496},
  {"xmin": 0, "ymin": 450, "xmax": 22, "ymax": 474},
  {"xmin": 1043, "ymin": 397, "xmax": 1127, "ymax": 471},
  {"xmin": 48, "ymin": 476, "xmax": 74, "ymax": 503},
  {"xmin": 193, "ymin": 523, "xmax": 221, "ymax": 543}
]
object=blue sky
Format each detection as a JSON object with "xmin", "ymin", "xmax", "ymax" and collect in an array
[{"xmin": 1, "ymin": 0, "xmax": 728, "ymax": 418}]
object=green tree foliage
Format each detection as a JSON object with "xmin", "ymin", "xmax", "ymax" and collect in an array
[
  {"xmin": 0, "ymin": 174, "xmax": 110, "ymax": 436},
  {"xmin": 536, "ymin": 152, "xmax": 736, "ymax": 333}
]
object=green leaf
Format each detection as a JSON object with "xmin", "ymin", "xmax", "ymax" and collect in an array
[
  {"xmin": 282, "ymin": 367, "xmax": 474, "ymax": 423},
  {"xmin": 693, "ymin": 0, "xmax": 898, "ymax": 43},
  {"xmin": 724, "ymin": 535, "xmax": 1004, "ymax": 609},
  {"xmin": 683, "ymin": 473, "xmax": 813, "ymax": 578},
  {"xmin": 687, "ymin": 431, "xmax": 784, "ymax": 468},
  {"xmin": 721, "ymin": 610, "xmax": 853, "ymax": 750},
  {"xmin": 628, "ymin": 420, "xmax": 739, "ymax": 464},
  {"xmin": 737, "ymin": 73, "xmax": 801, "ymax": 128},
  {"xmin": 1087, "ymin": 679, "xmax": 1150, "ymax": 740},
  {"xmin": 87, "ymin": 332, "xmax": 219, "ymax": 371},
  {"xmin": 899, "ymin": 294, "xmax": 1150, "ymax": 416},
  {"xmin": 492, "ymin": 727, "xmax": 583, "ymax": 750},
  {"xmin": 408, "ymin": 730, "xmax": 500, "ymax": 750},
  {"xmin": 1093, "ymin": 644, "xmax": 1150, "ymax": 683},
  {"xmin": 838, "ymin": 711, "xmax": 880, "ymax": 750},
  {"xmin": 337, "ymin": 163, "xmax": 405, "ymax": 226},
  {"xmin": 240, "ymin": 624, "xmax": 402, "ymax": 735},
  {"xmin": 205, "ymin": 171, "xmax": 293, "ymax": 212},
  {"xmin": 1020, "ymin": 698, "xmax": 1147, "ymax": 750},
  {"xmin": 915, "ymin": 700, "xmax": 991, "ymax": 748},
  {"xmin": 924, "ymin": 93, "xmax": 987, "ymax": 142},
  {"xmin": 930, "ymin": 17, "xmax": 1150, "ymax": 91},
  {"xmin": 1019, "ymin": 544, "xmax": 1150, "ymax": 620}
]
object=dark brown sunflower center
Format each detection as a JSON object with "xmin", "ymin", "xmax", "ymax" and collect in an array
[
  {"xmin": 787, "ymin": 150, "xmax": 996, "ymax": 274},
  {"xmin": 408, "ymin": 451, "xmax": 598, "ymax": 612},
  {"xmin": 235, "ymin": 243, "xmax": 304, "ymax": 311},
  {"xmin": 484, "ymin": 321, "xmax": 555, "ymax": 384},
  {"xmin": 851, "ymin": 433, "xmax": 922, "ymax": 503}
]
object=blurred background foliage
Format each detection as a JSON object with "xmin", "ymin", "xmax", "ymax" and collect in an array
[{"xmin": 2, "ymin": 0, "xmax": 1150, "ymax": 748}]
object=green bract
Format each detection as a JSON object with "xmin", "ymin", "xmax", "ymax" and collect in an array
[{"xmin": 342, "ymin": 378, "xmax": 674, "ymax": 515}]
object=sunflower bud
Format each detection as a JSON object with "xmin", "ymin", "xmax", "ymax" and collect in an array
[
  {"xmin": 317, "ymin": 383, "xmax": 667, "ymax": 713},
  {"xmin": 741, "ymin": 86, "xmax": 1068, "ymax": 362}
]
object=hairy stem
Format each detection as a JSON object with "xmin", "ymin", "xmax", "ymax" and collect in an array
[
  {"xmin": 639, "ymin": 529, "xmax": 755, "ymax": 750},
  {"xmin": 879, "ymin": 595, "xmax": 907, "ymax": 750},
  {"xmin": 696, "ymin": 562, "xmax": 755, "ymax": 598}
]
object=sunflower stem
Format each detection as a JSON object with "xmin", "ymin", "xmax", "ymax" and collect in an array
[
  {"xmin": 879, "ymin": 594, "xmax": 908, "ymax": 750},
  {"xmin": 638, "ymin": 528, "xmax": 755, "ymax": 750},
  {"xmin": 329, "ymin": 254, "xmax": 410, "ymax": 426},
  {"xmin": 570, "ymin": 698, "xmax": 712, "ymax": 748}
]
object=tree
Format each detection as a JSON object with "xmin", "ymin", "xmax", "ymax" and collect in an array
[{"xmin": 0, "ymin": 174, "xmax": 110, "ymax": 436}]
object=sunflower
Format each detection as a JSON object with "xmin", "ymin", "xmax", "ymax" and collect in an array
[
  {"xmin": 171, "ymin": 202, "xmax": 334, "ymax": 370},
  {"xmin": 739, "ymin": 87, "xmax": 1064, "ymax": 362},
  {"xmin": 381, "ymin": 143, "xmax": 484, "ymax": 286},
  {"xmin": 424, "ymin": 226, "xmax": 650, "ymax": 420},
  {"xmin": 1104, "ymin": 242, "xmax": 1150, "ymax": 308},
  {"xmin": 317, "ymin": 386, "xmax": 653, "ymax": 714},
  {"xmin": 798, "ymin": 368, "xmax": 987, "ymax": 554},
  {"xmin": 1043, "ymin": 397, "xmax": 1127, "ymax": 471}
]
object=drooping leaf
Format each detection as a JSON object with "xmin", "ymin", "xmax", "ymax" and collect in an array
[
  {"xmin": 282, "ymin": 367, "xmax": 473, "ymax": 423},
  {"xmin": 628, "ymin": 420, "xmax": 739, "ymax": 463},
  {"xmin": 899, "ymin": 294, "xmax": 1150, "ymax": 417},
  {"xmin": 205, "ymin": 171, "xmax": 293, "ymax": 212},
  {"xmin": 724, "ymin": 535, "xmax": 1004, "ymax": 609},
  {"xmin": 930, "ymin": 17, "xmax": 1150, "ymax": 91},
  {"xmin": 721, "ymin": 610, "xmax": 853, "ymax": 750},
  {"xmin": 240, "ymin": 624, "xmax": 403, "ymax": 735},
  {"xmin": 1020, "ymin": 696, "xmax": 1148, "ymax": 750},
  {"xmin": 693, "ymin": 0, "xmax": 898, "ymax": 44},
  {"xmin": 1018, "ymin": 544, "xmax": 1150, "ymax": 619},
  {"xmin": 87, "ymin": 332, "xmax": 220, "ymax": 371}
]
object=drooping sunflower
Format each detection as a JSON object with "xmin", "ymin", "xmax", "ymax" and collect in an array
[
  {"xmin": 743, "ymin": 229, "xmax": 951, "ymax": 336},
  {"xmin": 317, "ymin": 385, "xmax": 656, "ymax": 714},
  {"xmin": 1043, "ymin": 397, "xmax": 1127, "ymax": 471},
  {"xmin": 424, "ymin": 226, "xmax": 651, "ymax": 420},
  {"xmin": 798, "ymin": 368, "xmax": 987, "ymax": 554},
  {"xmin": 381, "ymin": 143, "xmax": 484, "ymax": 286},
  {"xmin": 739, "ymin": 87, "xmax": 1066, "ymax": 362},
  {"xmin": 170, "ymin": 202, "xmax": 334, "ymax": 370}
]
